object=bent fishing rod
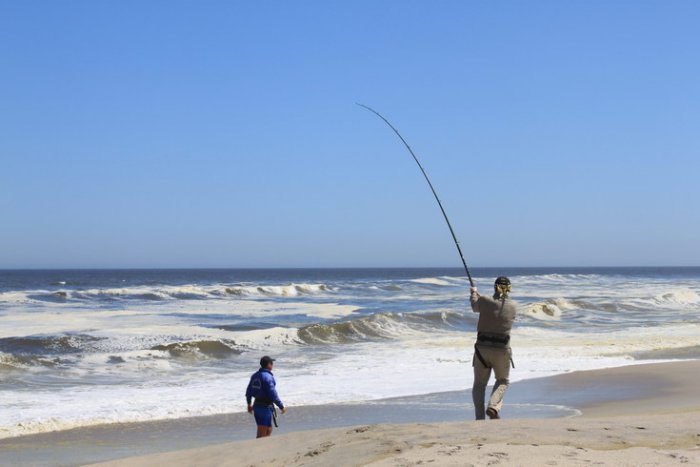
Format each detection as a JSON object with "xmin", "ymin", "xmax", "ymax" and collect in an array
[{"xmin": 357, "ymin": 103, "xmax": 475, "ymax": 288}]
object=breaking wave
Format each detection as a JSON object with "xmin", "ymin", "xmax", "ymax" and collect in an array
[
  {"xmin": 222, "ymin": 283, "xmax": 331, "ymax": 297},
  {"xmin": 522, "ymin": 299, "xmax": 572, "ymax": 320},
  {"xmin": 150, "ymin": 340, "xmax": 242, "ymax": 359},
  {"xmin": 518, "ymin": 273, "xmax": 606, "ymax": 283},
  {"xmin": 0, "ymin": 336, "xmax": 246, "ymax": 369},
  {"xmin": 8, "ymin": 283, "xmax": 335, "ymax": 304},
  {"xmin": 653, "ymin": 289, "xmax": 700, "ymax": 306},
  {"xmin": 0, "ymin": 334, "xmax": 106, "ymax": 356},
  {"xmin": 613, "ymin": 288, "xmax": 700, "ymax": 311},
  {"xmin": 297, "ymin": 311, "xmax": 469, "ymax": 344},
  {"xmin": 0, "ymin": 352, "xmax": 57, "ymax": 371},
  {"xmin": 410, "ymin": 277, "xmax": 454, "ymax": 286}
]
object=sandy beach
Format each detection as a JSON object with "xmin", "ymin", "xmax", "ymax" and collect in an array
[
  {"xmin": 90, "ymin": 414, "xmax": 700, "ymax": 466},
  {"xmin": 71, "ymin": 360, "xmax": 699, "ymax": 466}
]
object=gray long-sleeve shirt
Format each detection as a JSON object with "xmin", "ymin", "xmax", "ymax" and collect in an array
[{"xmin": 470, "ymin": 291, "xmax": 516, "ymax": 346}]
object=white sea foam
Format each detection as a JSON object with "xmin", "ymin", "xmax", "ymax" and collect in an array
[
  {"xmin": 0, "ymin": 291, "xmax": 37, "ymax": 304},
  {"xmin": 522, "ymin": 302, "xmax": 563, "ymax": 320},
  {"xmin": 515, "ymin": 323, "xmax": 700, "ymax": 358},
  {"xmin": 0, "ymin": 282, "xmax": 334, "ymax": 305},
  {"xmin": 1, "ymin": 271, "xmax": 699, "ymax": 439},
  {"xmin": 0, "ymin": 300, "xmax": 357, "ymax": 340},
  {"xmin": 410, "ymin": 277, "xmax": 453, "ymax": 286},
  {"xmin": 654, "ymin": 288, "xmax": 700, "ymax": 305}
]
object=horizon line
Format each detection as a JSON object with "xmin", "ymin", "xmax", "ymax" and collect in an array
[{"xmin": 1, "ymin": 265, "xmax": 699, "ymax": 271}]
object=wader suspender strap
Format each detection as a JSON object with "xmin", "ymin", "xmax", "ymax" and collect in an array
[
  {"xmin": 474, "ymin": 344, "xmax": 489, "ymax": 368},
  {"xmin": 475, "ymin": 344, "xmax": 515, "ymax": 369},
  {"xmin": 272, "ymin": 406, "xmax": 279, "ymax": 428}
]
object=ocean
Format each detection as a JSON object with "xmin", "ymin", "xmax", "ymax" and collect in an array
[{"xmin": 1, "ymin": 267, "xmax": 699, "ymax": 439}]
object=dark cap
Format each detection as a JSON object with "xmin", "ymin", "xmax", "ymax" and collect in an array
[
  {"xmin": 495, "ymin": 276, "xmax": 511, "ymax": 286},
  {"xmin": 260, "ymin": 356, "xmax": 276, "ymax": 367}
]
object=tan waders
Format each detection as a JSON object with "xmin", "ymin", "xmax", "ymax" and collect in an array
[
  {"xmin": 470, "ymin": 279, "xmax": 517, "ymax": 420},
  {"xmin": 472, "ymin": 344, "xmax": 512, "ymax": 420}
]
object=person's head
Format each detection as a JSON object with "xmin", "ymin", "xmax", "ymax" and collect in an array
[
  {"xmin": 260, "ymin": 356, "xmax": 275, "ymax": 370},
  {"xmin": 494, "ymin": 276, "xmax": 512, "ymax": 299}
]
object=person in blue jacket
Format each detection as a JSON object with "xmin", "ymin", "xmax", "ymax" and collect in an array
[{"xmin": 246, "ymin": 355, "xmax": 287, "ymax": 438}]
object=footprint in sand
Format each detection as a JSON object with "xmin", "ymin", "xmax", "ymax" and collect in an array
[
  {"xmin": 349, "ymin": 426, "xmax": 371, "ymax": 434},
  {"xmin": 304, "ymin": 441, "xmax": 335, "ymax": 457}
]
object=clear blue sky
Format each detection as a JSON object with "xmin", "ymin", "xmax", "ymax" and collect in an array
[{"xmin": 1, "ymin": 1, "xmax": 698, "ymax": 268}]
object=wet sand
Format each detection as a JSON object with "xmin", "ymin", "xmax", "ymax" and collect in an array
[
  {"xmin": 0, "ymin": 379, "xmax": 575, "ymax": 467},
  {"xmin": 2, "ymin": 360, "xmax": 699, "ymax": 466},
  {"xmin": 558, "ymin": 361, "xmax": 700, "ymax": 417}
]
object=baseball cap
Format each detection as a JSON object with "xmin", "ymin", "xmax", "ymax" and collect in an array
[{"xmin": 260, "ymin": 356, "xmax": 276, "ymax": 367}]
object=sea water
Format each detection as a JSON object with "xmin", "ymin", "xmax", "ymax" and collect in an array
[{"xmin": 0, "ymin": 267, "xmax": 698, "ymax": 438}]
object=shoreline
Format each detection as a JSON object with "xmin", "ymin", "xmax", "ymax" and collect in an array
[
  {"xmin": 547, "ymin": 360, "xmax": 700, "ymax": 417},
  {"xmin": 2, "ymin": 359, "xmax": 699, "ymax": 466}
]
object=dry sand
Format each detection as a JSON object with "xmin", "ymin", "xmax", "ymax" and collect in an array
[{"xmin": 88, "ymin": 360, "xmax": 700, "ymax": 466}]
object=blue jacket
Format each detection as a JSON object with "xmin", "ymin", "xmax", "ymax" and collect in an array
[{"xmin": 246, "ymin": 368, "xmax": 284, "ymax": 409}]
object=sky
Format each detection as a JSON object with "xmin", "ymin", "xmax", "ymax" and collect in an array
[{"xmin": 1, "ymin": 1, "xmax": 699, "ymax": 268}]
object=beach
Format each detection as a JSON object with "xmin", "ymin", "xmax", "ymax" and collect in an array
[
  {"xmin": 90, "ymin": 416, "xmax": 700, "ymax": 467},
  {"xmin": 0, "ymin": 360, "xmax": 697, "ymax": 466}
]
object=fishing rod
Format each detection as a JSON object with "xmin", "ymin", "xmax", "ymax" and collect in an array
[{"xmin": 357, "ymin": 103, "xmax": 475, "ymax": 288}]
